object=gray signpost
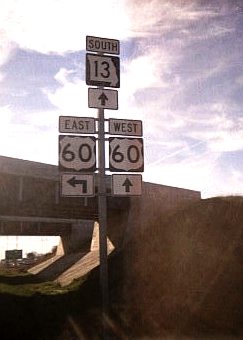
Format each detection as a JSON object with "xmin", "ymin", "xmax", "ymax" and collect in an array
[{"xmin": 86, "ymin": 36, "xmax": 120, "ymax": 337}]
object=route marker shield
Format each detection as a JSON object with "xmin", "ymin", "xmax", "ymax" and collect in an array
[
  {"xmin": 59, "ymin": 135, "xmax": 96, "ymax": 172},
  {"xmin": 86, "ymin": 53, "xmax": 120, "ymax": 88},
  {"xmin": 109, "ymin": 137, "xmax": 144, "ymax": 172}
]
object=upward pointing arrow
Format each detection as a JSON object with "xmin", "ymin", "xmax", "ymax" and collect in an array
[
  {"xmin": 98, "ymin": 92, "xmax": 108, "ymax": 106},
  {"xmin": 122, "ymin": 178, "xmax": 133, "ymax": 192}
]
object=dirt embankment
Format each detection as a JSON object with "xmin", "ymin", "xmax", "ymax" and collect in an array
[{"xmin": 109, "ymin": 196, "xmax": 243, "ymax": 339}]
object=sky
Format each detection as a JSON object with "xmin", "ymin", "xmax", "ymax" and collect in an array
[{"xmin": 1, "ymin": 0, "xmax": 243, "ymax": 256}]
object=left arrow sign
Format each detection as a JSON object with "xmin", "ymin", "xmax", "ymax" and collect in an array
[
  {"xmin": 67, "ymin": 176, "xmax": 88, "ymax": 193},
  {"xmin": 60, "ymin": 174, "xmax": 95, "ymax": 197}
]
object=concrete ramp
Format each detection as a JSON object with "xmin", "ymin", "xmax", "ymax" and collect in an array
[
  {"xmin": 28, "ymin": 222, "xmax": 115, "ymax": 285},
  {"xmin": 28, "ymin": 252, "xmax": 87, "ymax": 280},
  {"xmin": 28, "ymin": 255, "xmax": 63, "ymax": 275},
  {"xmin": 55, "ymin": 250, "xmax": 101, "ymax": 286},
  {"xmin": 56, "ymin": 224, "xmax": 115, "ymax": 286}
]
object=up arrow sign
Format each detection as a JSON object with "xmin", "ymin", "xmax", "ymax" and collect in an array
[
  {"xmin": 122, "ymin": 178, "xmax": 133, "ymax": 192},
  {"xmin": 112, "ymin": 174, "xmax": 142, "ymax": 196},
  {"xmin": 98, "ymin": 92, "xmax": 108, "ymax": 106},
  {"xmin": 88, "ymin": 88, "xmax": 118, "ymax": 110}
]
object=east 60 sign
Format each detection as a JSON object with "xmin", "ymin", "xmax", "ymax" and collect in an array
[
  {"xmin": 109, "ymin": 137, "xmax": 144, "ymax": 172},
  {"xmin": 59, "ymin": 135, "xmax": 96, "ymax": 172}
]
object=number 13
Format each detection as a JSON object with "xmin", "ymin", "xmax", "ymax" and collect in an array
[{"xmin": 94, "ymin": 60, "xmax": 110, "ymax": 78}]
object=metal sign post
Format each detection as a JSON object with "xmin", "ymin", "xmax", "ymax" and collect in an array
[
  {"xmin": 86, "ymin": 36, "xmax": 120, "ymax": 337},
  {"xmin": 97, "ymin": 106, "xmax": 109, "ymax": 331}
]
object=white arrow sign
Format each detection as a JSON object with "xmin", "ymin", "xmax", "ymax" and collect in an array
[
  {"xmin": 61, "ymin": 173, "xmax": 95, "ymax": 197},
  {"xmin": 112, "ymin": 174, "xmax": 142, "ymax": 196},
  {"xmin": 88, "ymin": 88, "xmax": 118, "ymax": 110},
  {"xmin": 86, "ymin": 53, "xmax": 120, "ymax": 88}
]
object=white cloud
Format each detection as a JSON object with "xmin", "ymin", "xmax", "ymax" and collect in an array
[
  {"xmin": 125, "ymin": 0, "xmax": 218, "ymax": 36},
  {"xmin": 0, "ymin": 0, "xmax": 222, "ymax": 60},
  {"xmin": 45, "ymin": 68, "xmax": 97, "ymax": 117},
  {"xmin": 0, "ymin": 30, "xmax": 16, "ymax": 67},
  {"xmin": 183, "ymin": 105, "xmax": 243, "ymax": 153},
  {"xmin": 144, "ymin": 147, "xmax": 243, "ymax": 198},
  {"xmin": 143, "ymin": 149, "xmax": 220, "ymax": 196},
  {"xmin": 0, "ymin": 105, "xmax": 59, "ymax": 164},
  {"xmin": 0, "ymin": 0, "xmax": 130, "ymax": 56}
]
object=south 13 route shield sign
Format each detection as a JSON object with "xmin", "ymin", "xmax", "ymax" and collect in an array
[
  {"xmin": 86, "ymin": 53, "xmax": 120, "ymax": 88},
  {"xmin": 109, "ymin": 137, "xmax": 144, "ymax": 172},
  {"xmin": 59, "ymin": 135, "xmax": 96, "ymax": 172}
]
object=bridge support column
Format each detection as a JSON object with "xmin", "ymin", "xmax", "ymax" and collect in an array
[{"xmin": 57, "ymin": 220, "xmax": 95, "ymax": 255}]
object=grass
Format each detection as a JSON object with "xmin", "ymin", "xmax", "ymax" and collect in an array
[
  {"xmin": 0, "ymin": 267, "xmax": 95, "ymax": 340},
  {"xmin": 0, "ymin": 267, "xmax": 84, "ymax": 296}
]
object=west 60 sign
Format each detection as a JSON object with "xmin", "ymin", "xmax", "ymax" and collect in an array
[{"xmin": 109, "ymin": 137, "xmax": 144, "ymax": 172}]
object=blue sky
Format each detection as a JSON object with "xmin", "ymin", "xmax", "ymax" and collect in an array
[{"xmin": 1, "ymin": 0, "xmax": 243, "ymax": 202}]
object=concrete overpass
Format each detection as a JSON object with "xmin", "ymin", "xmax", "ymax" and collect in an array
[{"xmin": 0, "ymin": 155, "xmax": 201, "ymax": 254}]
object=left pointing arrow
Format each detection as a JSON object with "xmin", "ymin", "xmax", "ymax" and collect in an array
[{"xmin": 67, "ymin": 176, "xmax": 87, "ymax": 193}]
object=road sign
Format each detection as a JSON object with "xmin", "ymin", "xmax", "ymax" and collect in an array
[
  {"xmin": 86, "ymin": 36, "xmax": 120, "ymax": 55},
  {"xmin": 112, "ymin": 174, "xmax": 142, "ymax": 196},
  {"xmin": 5, "ymin": 249, "xmax": 22, "ymax": 260},
  {"xmin": 109, "ymin": 137, "xmax": 144, "ymax": 172},
  {"xmin": 61, "ymin": 173, "xmax": 95, "ymax": 197},
  {"xmin": 88, "ymin": 88, "xmax": 118, "ymax": 110},
  {"xmin": 59, "ymin": 135, "xmax": 96, "ymax": 172},
  {"xmin": 59, "ymin": 116, "xmax": 95, "ymax": 134},
  {"xmin": 86, "ymin": 53, "xmax": 120, "ymax": 88},
  {"xmin": 109, "ymin": 118, "xmax": 143, "ymax": 136}
]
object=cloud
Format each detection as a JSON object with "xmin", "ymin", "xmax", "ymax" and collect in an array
[
  {"xmin": 0, "ymin": 105, "xmax": 59, "ymax": 164},
  {"xmin": 143, "ymin": 148, "xmax": 220, "ymax": 196},
  {"xmin": 0, "ymin": 0, "xmax": 130, "ymax": 56},
  {"xmin": 125, "ymin": 0, "xmax": 219, "ymax": 37},
  {"xmin": 0, "ymin": 0, "xmax": 224, "ymax": 59},
  {"xmin": 45, "ymin": 67, "xmax": 97, "ymax": 117},
  {"xmin": 0, "ymin": 30, "xmax": 16, "ymax": 67}
]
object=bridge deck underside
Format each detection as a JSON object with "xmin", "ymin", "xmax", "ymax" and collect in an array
[{"xmin": 0, "ymin": 221, "xmax": 71, "ymax": 236}]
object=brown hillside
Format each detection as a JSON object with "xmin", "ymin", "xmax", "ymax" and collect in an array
[{"xmin": 110, "ymin": 196, "xmax": 243, "ymax": 339}]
